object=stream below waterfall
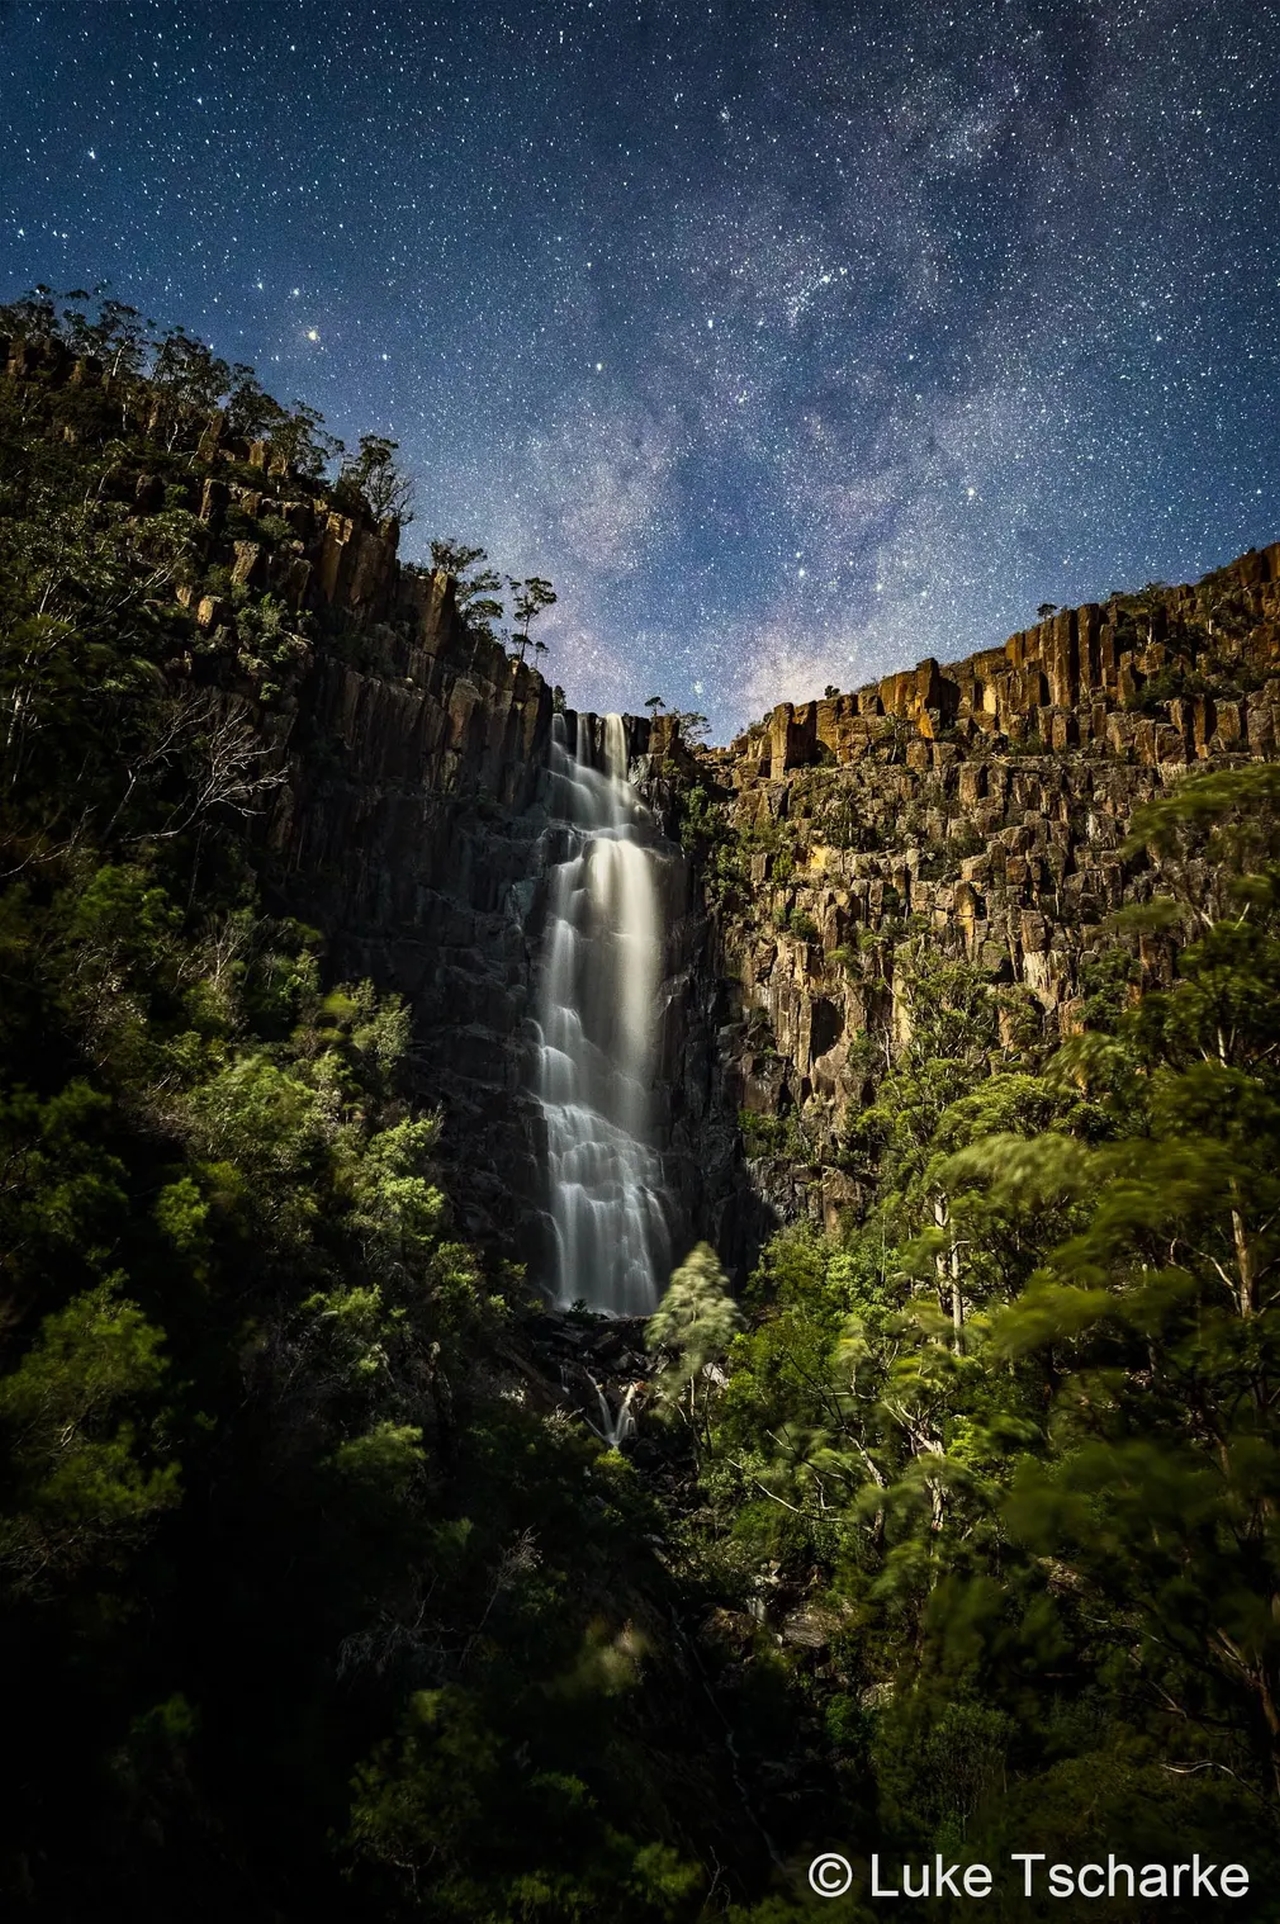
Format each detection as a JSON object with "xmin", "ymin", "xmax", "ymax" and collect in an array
[{"xmin": 533, "ymin": 713, "xmax": 671, "ymax": 1317}]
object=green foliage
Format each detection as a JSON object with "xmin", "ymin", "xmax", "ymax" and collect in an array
[
  {"xmin": 674, "ymin": 708, "xmax": 709, "ymax": 744},
  {"xmin": 335, "ymin": 432, "xmax": 415, "ymax": 524},
  {"xmin": 647, "ymin": 1242, "xmax": 743, "ymax": 1438},
  {"xmin": 672, "ymin": 778, "xmax": 719, "ymax": 857},
  {"xmin": 232, "ymin": 591, "xmax": 313, "ymax": 700},
  {"xmin": 700, "ymin": 810, "xmax": 798, "ymax": 908},
  {"xmin": 426, "ymin": 538, "xmax": 507, "ymax": 644},
  {"xmin": 1006, "ymin": 728, "xmax": 1045, "ymax": 756},
  {"xmin": 739, "ymin": 1108, "xmax": 809, "ymax": 1162},
  {"xmin": 687, "ymin": 765, "xmax": 1280, "ymax": 1879},
  {"xmin": 0, "ymin": 286, "xmax": 354, "ymax": 479},
  {"xmin": 0, "ymin": 1279, "xmax": 180, "ymax": 1594},
  {"xmin": 507, "ymin": 573, "xmax": 557, "ymax": 663}
]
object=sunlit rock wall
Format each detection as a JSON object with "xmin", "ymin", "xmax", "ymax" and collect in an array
[{"xmin": 696, "ymin": 552, "xmax": 1280, "ymax": 1244}]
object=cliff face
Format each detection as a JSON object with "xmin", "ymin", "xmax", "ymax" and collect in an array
[
  {"xmin": 278, "ymin": 541, "xmax": 1280, "ymax": 1281},
  {"xmin": 3, "ymin": 328, "xmax": 405, "ymax": 633},
  {"xmin": 691, "ymin": 549, "xmax": 1280, "ymax": 1242},
  {"xmin": 265, "ymin": 571, "xmax": 565, "ymax": 1252},
  {"xmin": 3, "ymin": 332, "xmax": 564, "ymax": 1258}
]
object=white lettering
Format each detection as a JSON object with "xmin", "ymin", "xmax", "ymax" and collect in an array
[
  {"xmin": 1192, "ymin": 1856, "xmax": 1218, "ymax": 1897},
  {"xmin": 902, "ymin": 1862, "xmax": 929, "ymax": 1898},
  {"xmin": 870, "ymin": 1854, "xmax": 899, "ymax": 1898},
  {"xmin": 1173, "ymin": 1865, "xmax": 1188, "ymax": 1896},
  {"xmin": 1011, "ymin": 1854, "xmax": 1045, "ymax": 1896},
  {"xmin": 1221, "ymin": 1866, "xmax": 1250, "ymax": 1898},
  {"xmin": 1077, "ymin": 1864, "xmax": 1104, "ymax": 1898},
  {"xmin": 934, "ymin": 1857, "xmax": 962, "ymax": 1898},
  {"xmin": 1107, "ymin": 1856, "xmax": 1134, "ymax": 1897},
  {"xmin": 1140, "ymin": 1865, "xmax": 1169, "ymax": 1898},
  {"xmin": 1049, "ymin": 1864, "xmax": 1074, "ymax": 1897},
  {"xmin": 964, "ymin": 1864, "xmax": 993, "ymax": 1897}
]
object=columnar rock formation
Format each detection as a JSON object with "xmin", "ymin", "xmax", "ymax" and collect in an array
[
  {"xmin": 265, "ymin": 575, "xmax": 563, "ymax": 1251},
  {"xmin": 3, "ymin": 326, "xmax": 406, "ymax": 631},
  {"xmin": 749, "ymin": 546, "xmax": 1280, "ymax": 777},
  {"xmin": 681, "ymin": 550, "xmax": 1280, "ymax": 1243},
  {"xmin": 4, "ymin": 332, "xmax": 565, "ymax": 1252}
]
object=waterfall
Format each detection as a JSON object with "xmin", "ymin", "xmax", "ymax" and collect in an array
[{"xmin": 533, "ymin": 712, "xmax": 670, "ymax": 1317}]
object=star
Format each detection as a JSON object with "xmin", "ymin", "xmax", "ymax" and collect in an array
[{"xmin": 2, "ymin": 0, "xmax": 1272, "ymax": 744}]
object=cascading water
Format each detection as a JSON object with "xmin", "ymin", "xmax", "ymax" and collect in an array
[{"xmin": 533, "ymin": 712, "xmax": 670, "ymax": 1316}]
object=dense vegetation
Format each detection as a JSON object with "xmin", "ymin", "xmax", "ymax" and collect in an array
[
  {"xmin": 686, "ymin": 767, "xmax": 1280, "ymax": 1913},
  {"xmin": 3, "ymin": 293, "xmax": 1280, "ymax": 1919}
]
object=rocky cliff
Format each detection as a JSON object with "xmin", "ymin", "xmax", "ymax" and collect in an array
[
  {"xmin": 265, "ymin": 569, "xmax": 565, "ymax": 1254},
  {"xmin": 679, "ymin": 548, "xmax": 1280, "ymax": 1248},
  {"xmin": 3, "ymin": 333, "xmax": 565, "ymax": 1260}
]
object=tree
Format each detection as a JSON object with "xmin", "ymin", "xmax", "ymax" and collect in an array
[
  {"xmin": 149, "ymin": 327, "xmax": 232, "ymax": 449},
  {"xmin": 506, "ymin": 574, "xmax": 556, "ymax": 664},
  {"xmin": 266, "ymin": 400, "xmax": 342, "ymax": 480},
  {"xmin": 647, "ymin": 1243, "xmax": 743, "ymax": 1442},
  {"xmin": 1122, "ymin": 761, "xmax": 1280, "ymax": 935},
  {"xmin": 97, "ymin": 299, "xmax": 151, "ymax": 382},
  {"xmin": 0, "ymin": 284, "xmax": 58, "ymax": 339},
  {"xmin": 0, "ymin": 1278, "xmax": 180, "ymax": 1596},
  {"xmin": 222, "ymin": 363, "xmax": 283, "ymax": 441},
  {"xmin": 644, "ymin": 695, "xmax": 665, "ymax": 715},
  {"xmin": 57, "ymin": 286, "xmax": 108, "ymax": 360},
  {"xmin": 430, "ymin": 539, "xmax": 486, "ymax": 577},
  {"xmin": 928, "ymin": 764, "xmax": 1280, "ymax": 1805},
  {"xmin": 1134, "ymin": 579, "xmax": 1169, "ymax": 646},
  {"xmin": 1035, "ymin": 601, "xmax": 1058, "ymax": 621},
  {"xmin": 336, "ymin": 433, "xmax": 415, "ymax": 525},
  {"xmin": 429, "ymin": 539, "xmax": 505, "ymax": 643}
]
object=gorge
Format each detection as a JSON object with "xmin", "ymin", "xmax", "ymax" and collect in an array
[
  {"xmin": 13, "ymin": 332, "xmax": 1277, "ymax": 1310},
  {"xmin": 251, "ymin": 404, "xmax": 1280, "ymax": 1300},
  {"xmin": 5, "ymin": 322, "xmax": 1280, "ymax": 1922}
]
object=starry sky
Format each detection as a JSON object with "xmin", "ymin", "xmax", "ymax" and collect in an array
[{"xmin": 3, "ymin": 0, "xmax": 1279, "ymax": 740}]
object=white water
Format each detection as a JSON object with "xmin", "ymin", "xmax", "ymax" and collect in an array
[{"xmin": 534, "ymin": 712, "xmax": 670, "ymax": 1316}]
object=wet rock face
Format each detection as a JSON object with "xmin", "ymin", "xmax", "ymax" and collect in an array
[
  {"xmin": 517, "ymin": 1312, "xmax": 655, "ymax": 1440},
  {"xmin": 265, "ymin": 566, "xmax": 713, "ymax": 1291}
]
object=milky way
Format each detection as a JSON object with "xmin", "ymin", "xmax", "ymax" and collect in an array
[{"xmin": 3, "ymin": 0, "xmax": 1279, "ymax": 739}]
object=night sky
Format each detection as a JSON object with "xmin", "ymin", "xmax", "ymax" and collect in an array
[{"xmin": 3, "ymin": 0, "xmax": 1279, "ymax": 741}]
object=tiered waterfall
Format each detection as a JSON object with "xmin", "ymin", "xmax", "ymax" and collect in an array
[{"xmin": 534, "ymin": 713, "xmax": 670, "ymax": 1316}]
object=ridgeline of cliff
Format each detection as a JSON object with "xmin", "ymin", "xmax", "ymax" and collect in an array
[{"xmin": 4, "ymin": 305, "xmax": 1280, "ymax": 1923}]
